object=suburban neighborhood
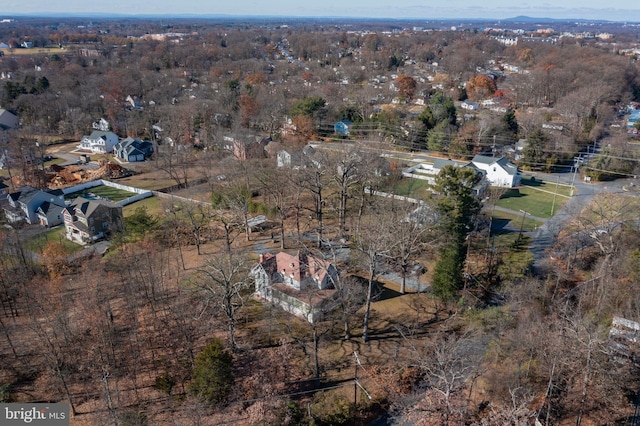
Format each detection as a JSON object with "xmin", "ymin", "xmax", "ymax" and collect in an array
[{"xmin": 0, "ymin": 12, "xmax": 640, "ymax": 426}]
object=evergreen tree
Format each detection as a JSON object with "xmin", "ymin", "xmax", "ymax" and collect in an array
[
  {"xmin": 434, "ymin": 165, "xmax": 481, "ymax": 240},
  {"xmin": 501, "ymin": 110, "xmax": 519, "ymax": 137},
  {"xmin": 522, "ymin": 128, "xmax": 547, "ymax": 170},
  {"xmin": 431, "ymin": 242, "xmax": 464, "ymax": 300},
  {"xmin": 189, "ymin": 338, "xmax": 234, "ymax": 405}
]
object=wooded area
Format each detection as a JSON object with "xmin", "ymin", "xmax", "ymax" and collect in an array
[{"xmin": 1, "ymin": 16, "xmax": 640, "ymax": 425}]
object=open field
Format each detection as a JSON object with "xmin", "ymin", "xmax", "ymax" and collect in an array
[
  {"xmin": 115, "ymin": 172, "xmax": 186, "ymax": 191},
  {"xmin": 1, "ymin": 47, "xmax": 67, "ymax": 56}
]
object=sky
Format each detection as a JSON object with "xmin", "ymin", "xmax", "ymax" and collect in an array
[{"xmin": 2, "ymin": 0, "xmax": 640, "ymax": 22}]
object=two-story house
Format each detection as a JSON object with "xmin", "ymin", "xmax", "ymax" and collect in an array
[
  {"xmin": 64, "ymin": 197, "xmax": 124, "ymax": 244},
  {"xmin": 4, "ymin": 186, "xmax": 65, "ymax": 224},
  {"xmin": 79, "ymin": 131, "xmax": 119, "ymax": 154},
  {"xmin": 36, "ymin": 201, "xmax": 66, "ymax": 227},
  {"xmin": 251, "ymin": 251, "xmax": 339, "ymax": 323},
  {"xmin": 471, "ymin": 155, "xmax": 521, "ymax": 188},
  {"xmin": 113, "ymin": 137, "xmax": 154, "ymax": 162}
]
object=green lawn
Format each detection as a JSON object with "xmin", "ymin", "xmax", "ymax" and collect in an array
[
  {"xmin": 379, "ymin": 177, "xmax": 432, "ymax": 200},
  {"xmin": 65, "ymin": 185, "xmax": 136, "ymax": 202},
  {"xmin": 495, "ymin": 177, "xmax": 570, "ymax": 218},
  {"xmin": 122, "ymin": 196, "xmax": 162, "ymax": 217},
  {"xmin": 519, "ymin": 175, "xmax": 573, "ymax": 197},
  {"xmin": 490, "ymin": 209, "xmax": 543, "ymax": 234},
  {"xmin": 23, "ymin": 226, "xmax": 83, "ymax": 255}
]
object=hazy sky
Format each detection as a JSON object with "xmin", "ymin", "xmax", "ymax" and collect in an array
[{"xmin": 2, "ymin": 0, "xmax": 640, "ymax": 21}]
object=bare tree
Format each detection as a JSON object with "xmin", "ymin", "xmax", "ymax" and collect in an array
[
  {"xmin": 256, "ymin": 166, "xmax": 291, "ymax": 249},
  {"xmin": 352, "ymin": 203, "xmax": 393, "ymax": 343},
  {"xmin": 295, "ymin": 149, "xmax": 329, "ymax": 248},
  {"xmin": 192, "ymin": 251, "xmax": 252, "ymax": 352},
  {"xmin": 395, "ymin": 331, "xmax": 483, "ymax": 425},
  {"xmin": 329, "ymin": 148, "xmax": 362, "ymax": 237},
  {"xmin": 179, "ymin": 200, "xmax": 212, "ymax": 255},
  {"xmin": 383, "ymin": 201, "xmax": 433, "ymax": 294}
]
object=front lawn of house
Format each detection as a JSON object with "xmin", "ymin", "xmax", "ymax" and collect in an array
[{"xmin": 496, "ymin": 177, "xmax": 571, "ymax": 218}]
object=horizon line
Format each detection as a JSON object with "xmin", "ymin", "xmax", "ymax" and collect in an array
[{"xmin": 0, "ymin": 13, "xmax": 636, "ymax": 24}]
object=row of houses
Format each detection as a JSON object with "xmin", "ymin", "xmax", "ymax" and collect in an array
[{"xmin": 3, "ymin": 185, "xmax": 123, "ymax": 244}]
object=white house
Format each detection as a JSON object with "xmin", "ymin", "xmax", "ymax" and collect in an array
[
  {"xmin": 461, "ymin": 101, "xmax": 480, "ymax": 111},
  {"xmin": 471, "ymin": 155, "xmax": 521, "ymax": 188},
  {"xmin": 79, "ymin": 131, "xmax": 119, "ymax": 154},
  {"xmin": 92, "ymin": 118, "xmax": 110, "ymax": 131}
]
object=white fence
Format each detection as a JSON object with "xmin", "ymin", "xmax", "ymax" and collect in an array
[
  {"xmin": 364, "ymin": 188, "xmax": 425, "ymax": 205},
  {"xmin": 63, "ymin": 179, "xmax": 153, "ymax": 206}
]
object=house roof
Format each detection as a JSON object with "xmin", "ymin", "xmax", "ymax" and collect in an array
[
  {"xmin": 14, "ymin": 186, "xmax": 43, "ymax": 204},
  {"xmin": 115, "ymin": 137, "xmax": 153, "ymax": 156},
  {"xmin": 472, "ymin": 155, "xmax": 519, "ymax": 176},
  {"xmin": 495, "ymin": 157, "xmax": 519, "ymax": 176},
  {"xmin": 258, "ymin": 251, "xmax": 333, "ymax": 286},
  {"xmin": 471, "ymin": 155, "xmax": 497, "ymax": 165},
  {"xmin": 432, "ymin": 158, "xmax": 470, "ymax": 170},
  {"xmin": 68, "ymin": 196, "xmax": 120, "ymax": 218},
  {"xmin": 0, "ymin": 109, "xmax": 18, "ymax": 130},
  {"xmin": 37, "ymin": 201, "xmax": 65, "ymax": 216},
  {"xmin": 83, "ymin": 130, "xmax": 117, "ymax": 142}
]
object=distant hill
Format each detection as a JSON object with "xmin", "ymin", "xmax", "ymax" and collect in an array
[
  {"xmin": 503, "ymin": 15, "xmax": 611, "ymax": 23},
  {"xmin": 504, "ymin": 15, "xmax": 555, "ymax": 22}
]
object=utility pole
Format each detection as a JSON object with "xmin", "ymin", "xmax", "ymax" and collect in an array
[
  {"xmin": 570, "ymin": 162, "xmax": 579, "ymax": 196},
  {"xmin": 519, "ymin": 209, "xmax": 529, "ymax": 236},
  {"xmin": 551, "ymin": 174, "xmax": 559, "ymax": 216},
  {"xmin": 353, "ymin": 351, "xmax": 371, "ymax": 408},
  {"xmin": 353, "ymin": 352, "xmax": 358, "ymax": 407}
]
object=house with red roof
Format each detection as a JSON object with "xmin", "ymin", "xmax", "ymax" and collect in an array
[{"xmin": 251, "ymin": 251, "xmax": 339, "ymax": 323}]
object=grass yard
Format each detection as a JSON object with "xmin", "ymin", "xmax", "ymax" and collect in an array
[
  {"xmin": 380, "ymin": 177, "xmax": 432, "ymax": 200},
  {"xmin": 122, "ymin": 196, "xmax": 163, "ymax": 217},
  {"xmin": 496, "ymin": 177, "xmax": 571, "ymax": 218},
  {"xmin": 65, "ymin": 185, "xmax": 136, "ymax": 202},
  {"xmin": 23, "ymin": 226, "xmax": 83, "ymax": 255},
  {"xmin": 491, "ymin": 209, "xmax": 543, "ymax": 234},
  {"xmin": 519, "ymin": 174, "xmax": 573, "ymax": 197}
]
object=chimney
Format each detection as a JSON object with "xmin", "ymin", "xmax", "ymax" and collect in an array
[{"xmin": 259, "ymin": 254, "xmax": 264, "ymax": 263}]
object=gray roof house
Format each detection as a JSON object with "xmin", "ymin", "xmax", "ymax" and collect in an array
[
  {"xmin": 4, "ymin": 186, "xmax": 65, "ymax": 224},
  {"xmin": 36, "ymin": 201, "xmax": 66, "ymax": 228},
  {"xmin": 63, "ymin": 197, "xmax": 124, "ymax": 244},
  {"xmin": 0, "ymin": 109, "xmax": 18, "ymax": 130},
  {"xmin": 470, "ymin": 155, "xmax": 521, "ymax": 188},
  {"xmin": 114, "ymin": 137, "xmax": 154, "ymax": 162}
]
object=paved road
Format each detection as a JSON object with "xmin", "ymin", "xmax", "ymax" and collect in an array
[{"xmin": 513, "ymin": 172, "xmax": 637, "ymax": 275}]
